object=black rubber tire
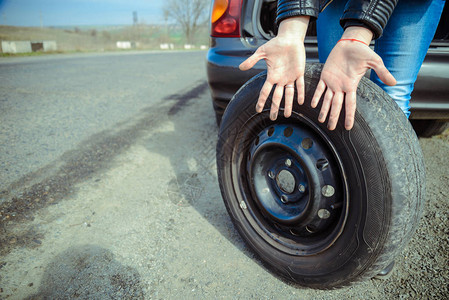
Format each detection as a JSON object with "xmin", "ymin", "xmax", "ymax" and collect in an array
[
  {"xmin": 410, "ymin": 119, "xmax": 449, "ymax": 137},
  {"xmin": 216, "ymin": 64, "xmax": 426, "ymax": 289}
]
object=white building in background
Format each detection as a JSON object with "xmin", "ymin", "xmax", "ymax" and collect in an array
[
  {"xmin": 42, "ymin": 41, "xmax": 57, "ymax": 51},
  {"xmin": 160, "ymin": 43, "xmax": 174, "ymax": 50},
  {"xmin": 1, "ymin": 41, "xmax": 32, "ymax": 53},
  {"xmin": 116, "ymin": 41, "xmax": 132, "ymax": 49}
]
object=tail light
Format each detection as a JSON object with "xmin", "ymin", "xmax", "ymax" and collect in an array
[{"xmin": 211, "ymin": 0, "xmax": 242, "ymax": 37}]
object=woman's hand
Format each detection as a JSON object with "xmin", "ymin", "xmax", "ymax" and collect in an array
[
  {"xmin": 239, "ymin": 17, "xmax": 310, "ymax": 120},
  {"xmin": 311, "ymin": 27, "xmax": 396, "ymax": 130}
]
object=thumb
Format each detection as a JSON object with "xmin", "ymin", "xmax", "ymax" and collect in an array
[
  {"xmin": 239, "ymin": 49, "xmax": 264, "ymax": 71},
  {"xmin": 371, "ymin": 56, "xmax": 397, "ymax": 86}
]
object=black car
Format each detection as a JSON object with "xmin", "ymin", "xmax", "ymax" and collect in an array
[
  {"xmin": 207, "ymin": 0, "xmax": 449, "ymax": 136},
  {"xmin": 208, "ymin": 0, "xmax": 448, "ymax": 289}
]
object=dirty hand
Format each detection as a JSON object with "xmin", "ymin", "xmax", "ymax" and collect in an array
[
  {"xmin": 311, "ymin": 27, "xmax": 397, "ymax": 130},
  {"xmin": 239, "ymin": 17, "xmax": 310, "ymax": 120}
]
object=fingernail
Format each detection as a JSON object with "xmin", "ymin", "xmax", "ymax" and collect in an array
[{"xmin": 270, "ymin": 113, "xmax": 277, "ymax": 120}]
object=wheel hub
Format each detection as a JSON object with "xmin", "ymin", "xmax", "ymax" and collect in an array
[{"xmin": 242, "ymin": 120, "xmax": 346, "ymax": 252}]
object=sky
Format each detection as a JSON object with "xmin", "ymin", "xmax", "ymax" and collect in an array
[{"xmin": 0, "ymin": 0, "xmax": 167, "ymax": 27}]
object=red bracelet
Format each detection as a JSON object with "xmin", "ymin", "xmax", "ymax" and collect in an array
[{"xmin": 338, "ymin": 38, "xmax": 369, "ymax": 46}]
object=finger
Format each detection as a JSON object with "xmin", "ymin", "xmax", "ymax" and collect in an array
[
  {"xmin": 256, "ymin": 81, "xmax": 273, "ymax": 113},
  {"xmin": 296, "ymin": 76, "xmax": 305, "ymax": 105},
  {"xmin": 284, "ymin": 84, "xmax": 294, "ymax": 118},
  {"xmin": 371, "ymin": 56, "xmax": 397, "ymax": 86},
  {"xmin": 270, "ymin": 84, "xmax": 284, "ymax": 120},
  {"xmin": 239, "ymin": 49, "xmax": 263, "ymax": 71},
  {"xmin": 344, "ymin": 91, "xmax": 357, "ymax": 130},
  {"xmin": 327, "ymin": 92, "xmax": 344, "ymax": 130},
  {"xmin": 318, "ymin": 88, "xmax": 333, "ymax": 123},
  {"xmin": 311, "ymin": 80, "xmax": 326, "ymax": 108}
]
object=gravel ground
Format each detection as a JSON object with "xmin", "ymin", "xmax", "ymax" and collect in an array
[{"xmin": 0, "ymin": 52, "xmax": 448, "ymax": 299}]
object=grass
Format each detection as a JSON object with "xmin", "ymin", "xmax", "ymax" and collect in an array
[
  {"xmin": 0, "ymin": 24, "xmax": 209, "ymax": 55},
  {"xmin": 0, "ymin": 50, "xmax": 91, "ymax": 57}
]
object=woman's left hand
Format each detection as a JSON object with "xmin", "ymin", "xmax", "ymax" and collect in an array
[{"xmin": 311, "ymin": 27, "xmax": 397, "ymax": 130}]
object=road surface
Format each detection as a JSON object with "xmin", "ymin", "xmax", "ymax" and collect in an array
[{"xmin": 0, "ymin": 51, "xmax": 448, "ymax": 299}]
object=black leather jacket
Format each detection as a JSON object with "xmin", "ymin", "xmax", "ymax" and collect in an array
[{"xmin": 276, "ymin": 0, "xmax": 398, "ymax": 39}]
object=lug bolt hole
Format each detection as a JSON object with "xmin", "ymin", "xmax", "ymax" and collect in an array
[
  {"xmin": 301, "ymin": 138, "xmax": 313, "ymax": 149},
  {"xmin": 285, "ymin": 158, "xmax": 292, "ymax": 167},
  {"xmin": 306, "ymin": 225, "xmax": 317, "ymax": 233},
  {"xmin": 268, "ymin": 127, "xmax": 274, "ymax": 137},
  {"xmin": 268, "ymin": 170, "xmax": 275, "ymax": 179},
  {"xmin": 322, "ymin": 185, "xmax": 335, "ymax": 197},
  {"xmin": 281, "ymin": 195, "xmax": 288, "ymax": 203},
  {"xmin": 290, "ymin": 229, "xmax": 301, "ymax": 236},
  {"xmin": 316, "ymin": 158, "xmax": 329, "ymax": 171},
  {"xmin": 318, "ymin": 209, "xmax": 331, "ymax": 219},
  {"xmin": 284, "ymin": 127, "xmax": 293, "ymax": 137}
]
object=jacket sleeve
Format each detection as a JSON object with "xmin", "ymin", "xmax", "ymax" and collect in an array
[
  {"xmin": 340, "ymin": 0, "xmax": 398, "ymax": 39},
  {"xmin": 276, "ymin": 0, "xmax": 320, "ymax": 26}
]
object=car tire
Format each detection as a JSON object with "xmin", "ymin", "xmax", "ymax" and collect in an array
[
  {"xmin": 410, "ymin": 119, "xmax": 449, "ymax": 137},
  {"xmin": 216, "ymin": 64, "xmax": 426, "ymax": 289}
]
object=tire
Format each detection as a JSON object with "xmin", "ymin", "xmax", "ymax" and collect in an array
[
  {"xmin": 216, "ymin": 64, "xmax": 426, "ymax": 289},
  {"xmin": 410, "ymin": 119, "xmax": 449, "ymax": 137}
]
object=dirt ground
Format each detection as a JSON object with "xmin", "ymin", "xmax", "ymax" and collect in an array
[{"xmin": 0, "ymin": 79, "xmax": 448, "ymax": 299}]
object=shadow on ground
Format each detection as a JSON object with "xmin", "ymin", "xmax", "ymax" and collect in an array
[
  {"xmin": 143, "ymin": 81, "xmax": 254, "ymax": 257},
  {"xmin": 26, "ymin": 245, "xmax": 144, "ymax": 299},
  {"xmin": 0, "ymin": 79, "xmax": 256, "ymax": 270}
]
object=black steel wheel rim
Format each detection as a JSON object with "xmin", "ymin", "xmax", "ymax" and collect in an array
[{"xmin": 233, "ymin": 111, "xmax": 349, "ymax": 256}]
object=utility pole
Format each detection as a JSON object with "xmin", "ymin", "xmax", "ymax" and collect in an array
[
  {"xmin": 133, "ymin": 11, "xmax": 138, "ymax": 26},
  {"xmin": 132, "ymin": 11, "xmax": 139, "ymax": 45},
  {"xmin": 164, "ymin": 10, "xmax": 169, "ymax": 42}
]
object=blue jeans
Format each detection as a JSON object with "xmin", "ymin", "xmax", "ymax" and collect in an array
[{"xmin": 316, "ymin": 0, "xmax": 445, "ymax": 118}]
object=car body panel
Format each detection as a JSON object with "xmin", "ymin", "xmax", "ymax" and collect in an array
[{"xmin": 207, "ymin": 1, "xmax": 449, "ymax": 121}]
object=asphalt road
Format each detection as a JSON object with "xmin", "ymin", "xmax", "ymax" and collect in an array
[
  {"xmin": 0, "ymin": 51, "xmax": 448, "ymax": 299},
  {"xmin": 0, "ymin": 51, "xmax": 207, "ymax": 189}
]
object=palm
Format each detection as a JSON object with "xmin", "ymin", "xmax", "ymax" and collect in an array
[
  {"xmin": 263, "ymin": 39, "xmax": 305, "ymax": 83},
  {"xmin": 240, "ymin": 36, "xmax": 306, "ymax": 120},
  {"xmin": 312, "ymin": 41, "xmax": 396, "ymax": 130}
]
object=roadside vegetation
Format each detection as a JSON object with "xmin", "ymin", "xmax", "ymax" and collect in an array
[{"xmin": 0, "ymin": 23, "xmax": 209, "ymax": 55}]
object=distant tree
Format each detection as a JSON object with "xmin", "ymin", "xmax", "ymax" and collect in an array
[{"xmin": 163, "ymin": 0, "xmax": 209, "ymax": 44}]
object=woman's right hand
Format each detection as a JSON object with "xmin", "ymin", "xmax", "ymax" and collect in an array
[{"xmin": 239, "ymin": 17, "xmax": 310, "ymax": 120}]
